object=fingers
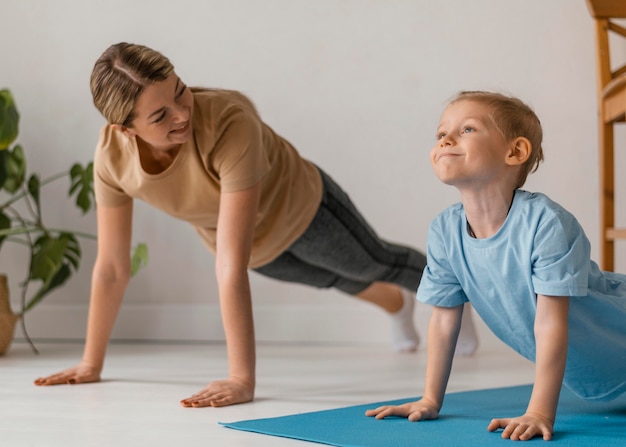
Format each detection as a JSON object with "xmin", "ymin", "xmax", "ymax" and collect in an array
[
  {"xmin": 34, "ymin": 366, "xmax": 100, "ymax": 386},
  {"xmin": 180, "ymin": 380, "xmax": 254, "ymax": 408},
  {"xmin": 487, "ymin": 418, "xmax": 508, "ymax": 432},
  {"xmin": 488, "ymin": 418, "xmax": 552, "ymax": 441},
  {"xmin": 34, "ymin": 372, "xmax": 77, "ymax": 386},
  {"xmin": 365, "ymin": 406, "xmax": 405, "ymax": 419},
  {"xmin": 180, "ymin": 390, "xmax": 230, "ymax": 408},
  {"xmin": 365, "ymin": 404, "xmax": 435, "ymax": 422},
  {"xmin": 503, "ymin": 423, "xmax": 541, "ymax": 441}
]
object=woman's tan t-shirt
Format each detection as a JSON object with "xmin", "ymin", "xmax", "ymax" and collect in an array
[{"xmin": 94, "ymin": 88, "xmax": 323, "ymax": 268}]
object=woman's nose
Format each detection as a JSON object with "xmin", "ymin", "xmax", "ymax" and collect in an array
[{"xmin": 172, "ymin": 103, "xmax": 189, "ymax": 122}]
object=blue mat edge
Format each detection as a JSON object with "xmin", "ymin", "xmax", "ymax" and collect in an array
[
  {"xmin": 219, "ymin": 384, "xmax": 533, "ymax": 426},
  {"xmin": 219, "ymin": 384, "xmax": 626, "ymax": 446},
  {"xmin": 218, "ymin": 385, "xmax": 533, "ymax": 439}
]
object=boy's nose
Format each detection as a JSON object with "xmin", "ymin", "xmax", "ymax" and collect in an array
[{"xmin": 440, "ymin": 135, "xmax": 453, "ymax": 146}]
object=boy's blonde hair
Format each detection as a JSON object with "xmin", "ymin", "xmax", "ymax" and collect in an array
[
  {"xmin": 450, "ymin": 91, "xmax": 544, "ymax": 188},
  {"xmin": 90, "ymin": 43, "xmax": 174, "ymax": 127}
]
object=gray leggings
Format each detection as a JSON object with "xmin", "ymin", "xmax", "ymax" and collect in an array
[{"xmin": 253, "ymin": 168, "xmax": 426, "ymax": 295}]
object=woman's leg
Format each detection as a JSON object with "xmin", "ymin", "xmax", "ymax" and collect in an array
[
  {"xmin": 354, "ymin": 282, "xmax": 402, "ymax": 313},
  {"xmin": 356, "ymin": 282, "xmax": 420, "ymax": 352},
  {"xmin": 255, "ymin": 168, "xmax": 425, "ymax": 351},
  {"xmin": 254, "ymin": 253, "xmax": 421, "ymax": 352},
  {"xmin": 286, "ymin": 169, "xmax": 427, "ymax": 292}
]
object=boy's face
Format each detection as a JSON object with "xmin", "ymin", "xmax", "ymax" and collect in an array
[{"xmin": 430, "ymin": 99, "xmax": 512, "ymax": 189}]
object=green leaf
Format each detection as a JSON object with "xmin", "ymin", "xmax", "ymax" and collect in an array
[
  {"xmin": 2, "ymin": 144, "xmax": 26, "ymax": 193},
  {"xmin": 27, "ymin": 173, "xmax": 41, "ymax": 218},
  {"xmin": 30, "ymin": 235, "xmax": 70, "ymax": 281},
  {"xmin": 23, "ymin": 263, "xmax": 72, "ymax": 313},
  {"xmin": 69, "ymin": 162, "xmax": 95, "ymax": 214},
  {"xmin": 130, "ymin": 243, "xmax": 149, "ymax": 276},
  {"xmin": 0, "ymin": 210, "xmax": 10, "ymax": 250},
  {"xmin": 24, "ymin": 233, "xmax": 81, "ymax": 312},
  {"xmin": 0, "ymin": 149, "xmax": 7, "ymax": 189},
  {"xmin": 0, "ymin": 89, "xmax": 19, "ymax": 151}
]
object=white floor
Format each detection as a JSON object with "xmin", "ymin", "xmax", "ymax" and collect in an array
[{"xmin": 2, "ymin": 339, "xmax": 534, "ymax": 447}]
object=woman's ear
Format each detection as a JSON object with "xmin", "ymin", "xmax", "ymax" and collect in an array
[
  {"xmin": 506, "ymin": 137, "xmax": 531, "ymax": 166},
  {"xmin": 111, "ymin": 124, "xmax": 136, "ymax": 138}
]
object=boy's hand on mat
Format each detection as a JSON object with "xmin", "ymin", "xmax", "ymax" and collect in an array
[
  {"xmin": 487, "ymin": 413, "xmax": 554, "ymax": 441},
  {"xmin": 180, "ymin": 378, "xmax": 254, "ymax": 408},
  {"xmin": 365, "ymin": 398, "xmax": 440, "ymax": 422},
  {"xmin": 33, "ymin": 363, "xmax": 101, "ymax": 386}
]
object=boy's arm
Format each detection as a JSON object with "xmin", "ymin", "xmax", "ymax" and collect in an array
[
  {"xmin": 366, "ymin": 304, "xmax": 463, "ymax": 421},
  {"xmin": 488, "ymin": 294, "xmax": 569, "ymax": 441}
]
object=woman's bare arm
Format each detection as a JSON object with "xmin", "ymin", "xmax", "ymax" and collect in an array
[
  {"xmin": 35, "ymin": 201, "xmax": 134, "ymax": 385},
  {"xmin": 180, "ymin": 181, "xmax": 261, "ymax": 407}
]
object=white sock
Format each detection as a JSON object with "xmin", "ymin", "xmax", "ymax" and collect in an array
[
  {"xmin": 390, "ymin": 288, "xmax": 420, "ymax": 352},
  {"xmin": 455, "ymin": 302, "xmax": 479, "ymax": 357}
]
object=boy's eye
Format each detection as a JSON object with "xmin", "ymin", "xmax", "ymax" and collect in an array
[
  {"xmin": 462, "ymin": 127, "xmax": 474, "ymax": 134},
  {"xmin": 437, "ymin": 132, "xmax": 446, "ymax": 139}
]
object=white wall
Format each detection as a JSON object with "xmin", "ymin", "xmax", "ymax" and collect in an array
[{"xmin": 2, "ymin": 0, "xmax": 623, "ymax": 345}]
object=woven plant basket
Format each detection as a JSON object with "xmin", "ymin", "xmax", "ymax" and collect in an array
[{"xmin": 0, "ymin": 274, "xmax": 20, "ymax": 355}]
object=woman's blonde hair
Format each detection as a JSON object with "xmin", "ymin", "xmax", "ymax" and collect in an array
[
  {"xmin": 450, "ymin": 91, "xmax": 544, "ymax": 188},
  {"xmin": 90, "ymin": 43, "xmax": 174, "ymax": 126}
]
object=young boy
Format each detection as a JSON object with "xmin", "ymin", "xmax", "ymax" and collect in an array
[{"xmin": 366, "ymin": 91, "xmax": 626, "ymax": 441}]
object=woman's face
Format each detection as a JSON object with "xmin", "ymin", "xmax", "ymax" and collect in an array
[{"xmin": 122, "ymin": 72, "xmax": 194, "ymax": 152}]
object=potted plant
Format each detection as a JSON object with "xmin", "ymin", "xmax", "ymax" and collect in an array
[{"xmin": 0, "ymin": 88, "xmax": 147, "ymax": 355}]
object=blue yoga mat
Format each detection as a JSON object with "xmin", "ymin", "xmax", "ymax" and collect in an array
[{"xmin": 221, "ymin": 385, "xmax": 626, "ymax": 446}]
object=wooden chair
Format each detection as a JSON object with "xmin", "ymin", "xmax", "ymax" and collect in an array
[{"xmin": 586, "ymin": 0, "xmax": 626, "ymax": 271}]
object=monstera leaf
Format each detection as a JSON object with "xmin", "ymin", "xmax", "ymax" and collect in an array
[
  {"xmin": 131, "ymin": 243, "xmax": 149, "ymax": 276},
  {"xmin": 0, "ymin": 89, "xmax": 20, "ymax": 189},
  {"xmin": 0, "ymin": 89, "xmax": 19, "ymax": 150},
  {"xmin": 23, "ymin": 233, "xmax": 81, "ymax": 313},
  {"xmin": 69, "ymin": 162, "xmax": 95, "ymax": 214},
  {"xmin": 2, "ymin": 144, "xmax": 26, "ymax": 193},
  {"xmin": 0, "ymin": 210, "xmax": 10, "ymax": 250}
]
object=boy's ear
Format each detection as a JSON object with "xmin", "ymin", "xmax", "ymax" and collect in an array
[
  {"xmin": 111, "ymin": 123, "xmax": 136, "ymax": 138},
  {"xmin": 505, "ymin": 137, "xmax": 532, "ymax": 166}
]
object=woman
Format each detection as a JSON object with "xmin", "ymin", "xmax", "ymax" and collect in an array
[{"xmin": 34, "ymin": 43, "xmax": 477, "ymax": 408}]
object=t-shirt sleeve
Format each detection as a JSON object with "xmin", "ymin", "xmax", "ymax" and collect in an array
[
  {"xmin": 210, "ymin": 106, "xmax": 270, "ymax": 193},
  {"xmin": 417, "ymin": 220, "xmax": 468, "ymax": 307},
  {"xmin": 93, "ymin": 127, "xmax": 132, "ymax": 207},
  {"xmin": 531, "ymin": 209, "xmax": 590, "ymax": 297}
]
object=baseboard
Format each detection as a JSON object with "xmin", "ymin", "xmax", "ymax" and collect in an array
[
  {"xmin": 16, "ymin": 302, "xmax": 499, "ymax": 349},
  {"xmin": 16, "ymin": 303, "xmax": 399, "ymax": 344}
]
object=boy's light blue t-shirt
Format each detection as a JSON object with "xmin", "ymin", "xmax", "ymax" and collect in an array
[{"xmin": 417, "ymin": 189, "xmax": 626, "ymax": 401}]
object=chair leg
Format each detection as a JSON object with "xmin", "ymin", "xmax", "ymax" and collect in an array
[{"xmin": 599, "ymin": 121, "xmax": 615, "ymax": 271}]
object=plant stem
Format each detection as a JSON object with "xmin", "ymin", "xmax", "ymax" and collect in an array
[
  {"xmin": 0, "ymin": 226, "xmax": 96, "ymax": 240},
  {"xmin": 20, "ymin": 313, "xmax": 39, "ymax": 354},
  {"xmin": 1, "ymin": 171, "xmax": 67, "ymax": 208},
  {"xmin": 12, "ymin": 209, "xmax": 39, "ymax": 354}
]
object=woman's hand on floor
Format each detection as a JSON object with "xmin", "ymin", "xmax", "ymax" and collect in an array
[
  {"xmin": 180, "ymin": 377, "xmax": 254, "ymax": 408},
  {"xmin": 34, "ymin": 362, "xmax": 101, "ymax": 386}
]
